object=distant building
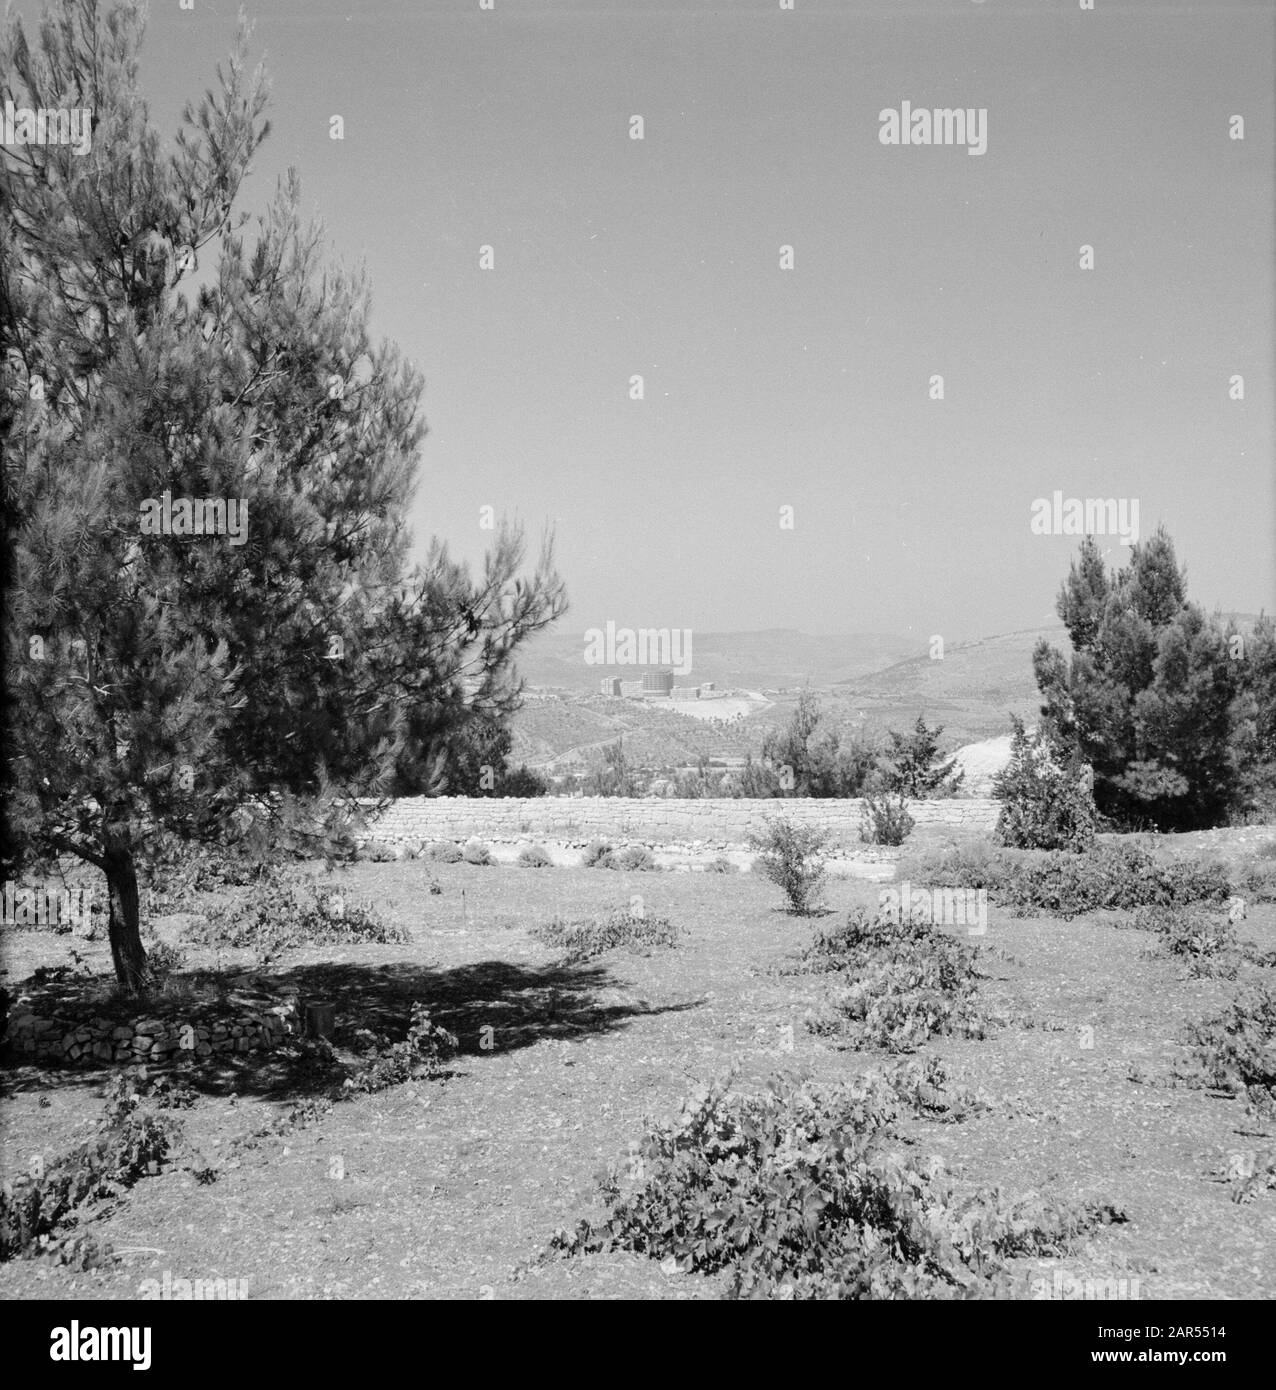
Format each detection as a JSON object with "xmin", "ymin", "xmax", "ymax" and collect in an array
[
  {"xmin": 599, "ymin": 677, "xmax": 622, "ymax": 696},
  {"xmin": 671, "ymin": 685, "xmax": 700, "ymax": 700},
  {"xmin": 642, "ymin": 669, "xmax": 674, "ymax": 695},
  {"xmin": 619, "ymin": 679, "xmax": 644, "ymax": 697},
  {"xmin": 700, "ymin": 681, "xmax": 715, "ymax": 693}
]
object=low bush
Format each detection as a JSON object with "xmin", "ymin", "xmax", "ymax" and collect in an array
[
  {"xmin": 812, "ymin": 951, "xmax": 986, "ymax": 1053},
  {"xmin": 0, "ymin": 1072, "xmax": 183, "ymax": 1268},
  {"xmin": 1187, "ymin": 981, "xmax": 1276, "ymax": 1116},
  {"xmin": 1152, "ymin": 907, "xmax": 1240, "ymax": 978},
  {"xmin": 796, "ymin": 905, "xmax": 932, "ymax": 972},
  {"xmin": 581, "ymin": 841, "xmax": 656, "ymax": 871},
  {"xmin": 1003, "ymin": 844, "xmax": 1230, "ymax": 918},
  {"xmin": 342, "ymin": 1004, "xmax": 458, "ymax": 1095},
  {"xmin": 992, "ymin": 718, "xmax": 1098, "ymax": 852},
  {"xmin": 518, "ymin": 844, "xmax": 554, "ymax": 868},
  {"xmin": 550, "ymin": 1068, "xmax": 1123, "ymax": 1299},
  {"xmin": 462, "ymin": 838, "xmax": 494, "ymax": 866},
  {"xmin": 358, "ymin": 839, "xmax": 402, "ymax": 863},
  {"xmin": 859, "ymin": 792, "xmax": 915, "ymax": 847},
  {"xmin": 531, "ymin": 908, "xmax": 682, "ymax": 962},
  {"xmin": 1226, "ymin": 1150, "xmax": 1276, "ymax": 1206},
  {"xmin": 706, "ymin": 856, "xmax": 737, "ymax": 874},
  {"xmin": 610, "ymin": 845, "xmax": 656, "ymax": 871},
  {"xmin": 896, "ymin": 841, "xmax": 1011, "ymax": 891},
  {"xmin": 140, "ymin": 941, "xmax": 187, "ymax": 994},
  {"xmin": 879, "ymin": 1054, "xmax": 992, "ymax": 1124},
  {"xmin": 901, "ymin": 841, "xmax": 1231, "ymax": 919},
  {"xmin": 1232, "ymin": 855, "xmax": 1276, "ymax": 904},
  {"xmin": 186, "ymin": 870, "xmax": 407, "ymax": 956},
  {"xmin": 427, "ymin": 840, "xmax": 463, "ymax": 864},
  {"xmin": 748, "ymin": 817, "xmax": 829, "ymax": 915},
  {"xmin": 797, "ymin": 907, "xmax": 986, "ymax": 1053}
]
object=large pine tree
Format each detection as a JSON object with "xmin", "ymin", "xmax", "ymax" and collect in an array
[
  {"xmin": 1032, "ymin": 531, "xmax": 1254, "ymax": 831},
  {"xmin": 2, "ymin": 0, "xmax": 565, "ymax": 993}
]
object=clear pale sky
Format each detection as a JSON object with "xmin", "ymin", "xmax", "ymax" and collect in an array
[{"xmin": 115, "ymin": 1, "xmax": 1276, "ymax": 640}]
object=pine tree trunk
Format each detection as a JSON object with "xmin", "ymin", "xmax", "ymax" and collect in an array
[{"xmin": 104, "ymin": 836, "xmax": 147, "ymax": 997}]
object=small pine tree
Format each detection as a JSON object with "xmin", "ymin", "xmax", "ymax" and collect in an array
[
  {"xmin": 992, "ymin": 717, "xmax": 1097, "ymax": 852},
  {"xmin": 747, "ymin": 816, "xmax": 829, "ymax": 914},
  {"xmin": 876, "ymin": 716, "xmax": 965, "ymax": 798},
  {"xmin": 859, "ymin": 791, "xmax": 915, "ymax": 846}
]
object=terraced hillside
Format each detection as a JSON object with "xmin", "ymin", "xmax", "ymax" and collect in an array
[{"xmin": 510, "ymin": 694, "xmax": 758, "ymax": 770}]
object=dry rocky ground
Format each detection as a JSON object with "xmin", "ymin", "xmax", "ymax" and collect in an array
[{"xmin": 2, "ymin": 830, "xmax": 1275, "ymax": 1301}]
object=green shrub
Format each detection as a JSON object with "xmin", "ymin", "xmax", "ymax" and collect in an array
[
  {"xmin": 747, "ymin": 816, "xmax": 829, "ymax": 915},
  {"xmin": 531, "ymin": 908, "xmax": 682, "ymax": 962},
  {"xmin": 1187, "ymin": 982, "xmax": 1276, "ymax": 1115},
  {"xmin": 1232, "ymin": 856, "xmax": 1276, "ymax": 903},
  {"xmin": 803, "ymin": 910, "xmax": 986, "ymax": 1052},
  {"xmin": 518, "ymin": 843, "xmax": 554, "ymax": 868},
  {"xmin": 992, "ymin": 717, "xmax": 1098, "ymax": 852},
  {"xmin": 343, "ymin": 1004, "xmax": 458, "ymax": 1095},
  {"xmin": 359, "ymin": 839, "xmax": 402, "ymax": 863},
  {"xmin": 796, "ymin": 905, "xmax": 931, "ymax": 972},
  {"xmin": 0, "ymin": 1072, "xmax": 182, "ymax": 1267},
  {"xmin": 186, "ymin": 870, "xmax": 406, "ymax": 954},
  {"xmin": 881, "ymin": 1054, "xmax": 992, "ymax": 1123},
  {"xmin": 427, "ymin": 840, "xmax": 463, "ymax": 864},
  {"xmin": 140, "ymin": 941, "xmax": 186, "ymax": 994},
  {"xmin": 1225, "ymin": 1149, "xmax": 1276, "ymax": 1205},
  {"xmin": 462, "ymin": 837, "xmax": 493, "ymax": 866},
  {"xmin": 905, "ymin": 842, "xmax": 1230, "ymax": 918},
  {"xmin": 581, "ymin": 839, "xmax": 616, "ymax": 868},
  {"xmin": 1154, "ymin": 906, "xmax": 1240, "ymax": 977},
  {"xmin": 610, "ymin": 845, "xmax": 655, "ymax": 871},
  {"xmin": 1001, "ymin": 843, "xmax": 1230, "ymax": 918},
  {"xmin": 550, "ymin": 1068, "xmax": 1123, "ymax": 1299},
  {"xmin": 896, "ymin": 841, "xmax": 1013, "ymax": 891},
  {"xmin": 859, "ymin": 792, "xmax": 915, "ymax": 847},
  {"xmin": 580, "ymin": 841, "xmax": 655, "ymax": 871}
]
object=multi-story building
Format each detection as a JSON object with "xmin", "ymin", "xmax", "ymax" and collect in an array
[{"xmin": 642, "ymin": 669, "xmax": 675, "ymax": 695}]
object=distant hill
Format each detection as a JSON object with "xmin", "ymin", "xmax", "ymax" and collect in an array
[
  {"xmin": 514, "ymin": 627, "xmax": 919, "ymax": 693},
  {"xmin": 508, "ymin": 625, "xmax": 1066, "ymax": 770},
  {"xmin": 510, "ymin": 693, "xmax": 759, "ymax": 770},
  {"xmin": 510, "ymin": 616, "xmax": 1269, "ymax": 772},
  {"xmin": 831, "ymin": 626, "xmax": 1066, "ymax": 746}
]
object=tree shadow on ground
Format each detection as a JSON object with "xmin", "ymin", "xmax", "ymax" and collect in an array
[{"xmin": 2, "ymin": 957, "xmax": 701, "ymax": 1103}]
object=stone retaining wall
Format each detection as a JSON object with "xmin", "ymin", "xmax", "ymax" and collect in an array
[
  {"xmin": 364, "ymin": 795, "xmax": 1000, "ymax": 849},
  {"xmin": 2, "ymin": 987, "xmax": 302, "ymax": 1067}
]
